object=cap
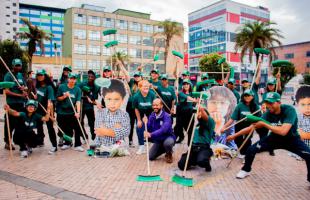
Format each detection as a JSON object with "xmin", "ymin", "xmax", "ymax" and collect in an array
[
  {"xmin": 244, "ymin": 89, "xmax": 254, "ymax": 96},
  {"xmin": 150, "ymin": 69, "xmax": 160, "ymax": 74},
  {"xmin": 12, "ymin": 58, "xmax": 22, "ymax": 66},
  {"xmin": 68, "ymin": 73, "xmax": 78, "ymax": 79},
  {"xmin": 103, "ymin": 66, "xmax": 111, "ymax": 71},
  {"xmin": 201, "ymin": 73, "xmax": 209, "ymax": 79},
  {"xmin": 241, "ymin": 78, "xmax": 249, "ymax": 83},
  {"xmin": 133, "ymin": 71, "xmax": 143, "ymax": 77},
  {"xmin": 267, "ymin": 77, "xmax": 277, "ymax": 85},
  {"xmin": 263, "ymin": 92, "xmax": 281, "ymax": 103},
  {"xmin": 36, "ymin": 69, "xmax": 46, "ymax": 75},
  {"xmin": 88, "ymin": 70, "xmax": 96, "ymax": 76},
  {"xmin": 161, "ymin": 74, "xmax": 168, "ymax": 80},
  {"xmin": 63, "ymin": 65, "xmax": 72, "ymax": 72},
  {"xmin": 26, "ymin": 99, "xmax": 38, "ymax": 108},
  {"xmin": 182, "ymin": 79, "xmax": 192, "ymax": 85},
  {"xmin": 182, "ymin": 70, "xmax": 190, "ymax": 76},
  {"xmin": 228, "ymin": 78, "xmax": 235, "ymax": 84}
]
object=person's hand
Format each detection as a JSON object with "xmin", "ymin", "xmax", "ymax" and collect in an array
[
  {"xmin": 144, "ymin": 131, "xmax": 151, "ymax": 138},
  {"xmin": 95, "ymin": 127, "xmax": 106, "ymax": 136},
  {"xmin": 32, "ymin": 94, "xmax": 38, "ymax": 100},
  {"xmin": 137, "ymin": 120, "xmax": 143, "ymax": 128},
  {"xmin": 96, "ymin": 103, "xmax": 103, "ymax": 110},
  {"xmin": 114, "ymin": 123, "xmax": 121, "ymax": 129},
  {"xmin": 137, "ymin": 66, "xmax": 142, "ymax": 71},
  {"xmin": 276, "ymin": 70, "xmax": 281, "ymax": 79},
  {"xmin": 226, "ymin": 135, "xmax": 235, "ymax": 142},
  {"xmin": 252, "ymin": 121, "xmax": 266, "ymax": 129},
  {"xmin": 258, "ymin": 55, "xmax": 263, "ymax": 63},
  {"xmin": 4, "ymin": 104, "xmax": 10, "ymax": 111},
  {"xmin": 170, "ymin": 107, "xmax": 176, "ymax": 115},
  {"xmin": 63, "ymin": 92, "xmax": 70, "ymax": 98},
  {"xmin": 220, "ymin": 127, "xmax": 226, "ymax": 134},
  {"xmin": 86, "ymin": 96, "xmax": 93, "ymax": 104},
  {"xmin": 18, "ymin": 85, "xmax": 26, "ymax": 91},
  {"xmin": 261, "ymin": 103, "xmax": 267, "ymax": 113},
  {"xmin": 75, "ymin": 112, "xmax": 80, "ymax": 119},
  {"xmin": 142, "ymin": 116, "xmax": 148, "ymax": 124},
  {"xmin": 21, "ymin": 91, "xmax": 28, "ymax": 98}
]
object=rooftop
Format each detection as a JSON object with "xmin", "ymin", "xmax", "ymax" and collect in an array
[
  {"xmin": 273, "ymin": 41, "xmax": 310, "ymax": 48},
  {"xmin": 19, "ymin": 3, "xmax": 66, "ymax": 13},
  {"xmin": 113, "ymin": 9, "xmax": 151, "ymax": 20}
]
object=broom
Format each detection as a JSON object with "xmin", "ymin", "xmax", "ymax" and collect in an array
[{"xmin": 136, "ymin": 116, "xmax": 163, "ymax": 182}]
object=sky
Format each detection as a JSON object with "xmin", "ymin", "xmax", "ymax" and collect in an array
[{"xmin": 20, "ymin": 0, "xmax": 310, "ymax": 45}]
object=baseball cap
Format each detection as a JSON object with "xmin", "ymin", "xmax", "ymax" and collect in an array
[
  {"xmin": 26, "ymin": 99, "xmax": 38, "ymax": 108},
  {"xmin": 133, "ymin": 71, "xmax": 143, "ymax": 77},
  {"xmin": 12, "ymin": 58, "xmax": 22, "ymax": 66},
  {"xmin": 103, "ymin": 66, "xmax": 111, "ymax": 71},
  {"xmin": 150, "ymin": 69, "xmax": 160, "ymax": 74},
  {"xmin": 241, "ymin": 78, "xmax": 249, "ymax": 83},
  {"xmin": 228, "ymin": 78, "xmax": 235, "ymax": 84},
  {"xmin": 182, "ymin": 79, "xmax": 192, "ymax": 85},
  {"xmin": 267, "ymin": 77, "xmax": 277, "ymax": 85},
  {"xmin": 63, "ymin": 65, "xmax": 72, "ymax": 72},
  {"xmin": 161, "ymin": 74, "xmax": 168, "ymax": 80},
  {"xmin": 182, "ymin": 70, "xmax": 190, "ymax": 76},
  {"xmin": 201, "ymin": 73, "xmax": 209, "ymax": 79},
  {"xmin": 36, "ymin": 69, "xmax": 46, "ymax": 75},
  {"xmin": 68, "ymin": 73, "xmax": 78, "ymax": 79},
  {"xmin": 263, "ymin": 92, "xmax": 281, "ymax": 103},
  {"xmin": 244, "ymin": 89, "xmax": 254, "ymax": 96}
]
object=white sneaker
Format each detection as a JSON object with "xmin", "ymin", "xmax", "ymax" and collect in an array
[
  {"xmin": 242, "ymin": 158, "xmax": 245, "ymax": 164},
  {"xmin": 236, "ymin": 170, "xmax": 250, "ymax": 179},
  {"xmin": 61, "ymin": 145, "xmax": 71, "ymax": 150},
  {"xmin": 81, "ymin": 139, "xmax": 86, "ymax": 145},
  {"xmin": 74, "ymin": 146, "xmax": 84, "ymax": 152},
  {"xmin": 237, "ymin": 154, "xmax": 245, "ymax": 159},
  {"xmin": 20, "ymin": 151, "xmax": 28, "ymax": 158},
  {"xmin": 48, "ymin": 147, "xmax": 57, "ymax": 155},
  {"xmin": 136, "ymin": 145, "xmax": 146, "ymax": 155}
]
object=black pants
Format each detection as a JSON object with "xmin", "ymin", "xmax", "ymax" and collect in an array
[
  {"xmin": 242, "ymin": 134, "xmax": 310, "ymax": 182},
  {"xmin": 178, "ymin": 144, "xmax": 213, "ymax": 170},
  {"xmin": 4, "ymin": 103, "xmax": 24, "ymax": 144},
  {"xmin": 13, "ymin": 129, "xmax": 39, "ymax": 151},
  {"xmin": 81, "ymin": 109, "xmax": 95, "ymax": 140},
  {"xmin": 126, "ymin": 102, "xmax": 135, "ymax": 143},
  {"xmin": 174, "ymin": 109, "xmax": 194, "ymax": 145},
  {"xmin": 57, "ymin": 114, "xmax": 82, "ymax": 147},
  {"xmin": 257, "ymin": 129, "xmax": 275, "ymax": 155},
  {"xmin": 37, "ymin": 119, "xmax": 57, "ymax": 147},
  {"xmin": 234, "ymin": 134, "xmax": 253, "ymax": 155}
]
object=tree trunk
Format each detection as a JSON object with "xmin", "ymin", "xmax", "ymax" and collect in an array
[{"xmin": 164, "ymin": 39, "xmax": 170, "ymax": 74}]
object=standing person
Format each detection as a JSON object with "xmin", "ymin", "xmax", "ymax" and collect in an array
[
  {"xmin": 226, "ymin": 92, "xmax": 310, "ymax": 183},
  {"xmin": 3, "ymin": 58, "xmax": 28, "ymax": 150},
  {"xmin": 57, "ymin": 66, "xmax": 72, "ymax": 87},
  {"xmin": 126, "ymin": 71, "xmax": 143, "ymax": 147},
  {"xmin": 174, "ymin": 79, "xmax": 198, "ymax": 144},
  {"xmin": 133, "ymin": 80, "xmax": 156, "ymax": 154},
  {"xmin": 227, "ymin": 78, "xmax": 240, "ymax": 103},
  {"xmin": 221, "ymin": 89, "xmax": 260, "ymax": 158},
  {"xmin": 26, "ymin": 70, "xmax": 36, "ymax": 99},
  {"xmin": 145, "ymin": 98, "xmax": 176, "ymax": 163},
  {"xmin": 196, "ymin": 73, "xmax": 209, "ymax": 92},
  {"xmin": 262, "ymin": 76, "xmax": 282, "ymax": 100},
  {"xmin": 35, "ymin": 69, "xmax": 58, "ymax": 154},
  {"xmin": 149, "ymin": 69, "xmax": 161, "ymax": 88},
  {"xmin": 56, "ymin": 73, "xmax": 84, "ymax": 152},
  {"xmin": 156, "ymin": 74, "xmax": 176, "ymax": 114},
  {"xmin": 177, "ymin": 70, "xmax": 190, "ymax": 89},
  {"xmin": 79, "ymin": 70, "xmax": 100, "ymax": 141}
]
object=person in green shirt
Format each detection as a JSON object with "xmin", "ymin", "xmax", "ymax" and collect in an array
[
  {"xmin": 227, "ymin": 92, "xmax": 310, "ymax": 183},
  {"xmin": 56, "ymin": 73, "xmax": 84, "ymax": 152},
  {"xmin": 178, "ymin": 107, "xmax": 215, "ymax": 172},
  {"xmin": 3, "ymin": 58, "xmax": 28, "ymax": 151},
  {"xmin": 5, "ymin": 100, "xmax": 50, "ymax": 158},
  {"xmin": 156, "ymin": 74, "xmax": 176, "ymax": 114},
  {"xmin": 196, "ymin": 73, "xmax": 209, "ymax": 92},
  {"xmin": 79, "ymin": 70, "xmax": 100, "ymax": 141},
  {"xmin": 149, "ymin": 69, "xmax": 162, "ymax": 88},
  {"xmin": 262, "ymin": 76, "xmax": 282, "ymax": 102},
  {"xmin": 176, "ymin": 70, "xmax": 190, "ymax": 90},
  {"xmin": 57, "ymin": 66, "xmax": 72, "ymax": 87},
  {"xmin": 227, "ymin": 78, "xmax": 240, "ymax": 103},
  {"xmin": 35, "ymin": 69, "xmax": 58, "ymax": 154},
  {"xmin": 174, "ymin": 79, "xmax": 198, "ymax": 145},
  {"xmin": 133, "ymin": 80, "xmax": 156, "ymax": 154}
]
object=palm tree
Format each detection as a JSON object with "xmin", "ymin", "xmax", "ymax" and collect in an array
[
  {"xmin": 108, "ymin": 51, "xmax": 130, "ymax": 76},
  {"xmin": 235, "ymin": 21, "xmax": 283, "ymax": 64},
  {"xmin": 16, "ymin": 18, "xmax": 53, "ymax": 71},
  {"xmin": 154, "ymin": 20, "xmax": 183, "ymax": 68}
]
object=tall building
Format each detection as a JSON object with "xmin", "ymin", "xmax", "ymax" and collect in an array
[
  {"xmin": 273, "ymin": 41, "xmax": 310, "ymax": 74},
  {"xmin": 63, "ymin": 5, "xmax": 184, "ymax": 75},
  {"xmin": 0, "ymin": 0, "xmax": 19, "ymax": 41},
  {"xmin": 18, "ymin": 3, "xmax": 65, "ymax": 57},
  {"xmin": 188, "ymin": 0, "xmax": 270, "ymax": 83}
]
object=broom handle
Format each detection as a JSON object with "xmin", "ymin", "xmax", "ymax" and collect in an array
[
  {"xmin": 250, "ymin": 54, "xmax": 262, "ymax": 90},
  {"xmin": 275, "ymin": 68, "xmax": 281, "ymax": 92},
  {"xmin": 3, "ymin": 92, "xmax": 13, "ymax": 159},
  {"xmin": 221, "ymin": 63, "xmax": 224, "ymax": 85},
  {"xmin": 223, "ymin": 109, "xmax": 261, "ymax": 132},
  {"xmin": 151, "ymin": 88, "xmax": 171, "ymax": 113},
  {"xmin": 144, "ymin": 120, "xmax": 151, "ymax": 175}
]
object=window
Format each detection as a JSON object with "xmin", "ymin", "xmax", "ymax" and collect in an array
[
  {"xmin": 285, "ymin": 53, "xmax": 294, "ymax": 59},
  {"xmin": 154, "ymin": 26, "xmax": 164, "ymax": 33},
  {"xmin": 88, "ymin": 45, "xmax": 100, "ymax": 55},
  {"xmin": 52, "ymin": 12, "xmax": 63, "ymax": 17},
  {"xmin": 116, "ymin": 20, "xmax": 127, "ymax": 30},
  {"xmin": 52, "ymin": 26, "xmax": 62, "ymax": 31},
  {"xmin": 103, "ymin": 18, "xmax": 114, "ymax": 28},
  {"xmin": 130, "ymin": 62, "xmax": 141, "ymax": 72},
  {"xmin": 74, "ymin": 44, "xmax": 86, "ymax": 54},
  {"xmin": 306, "ymin": 51, "xmax": 310, "ymax": 57},
  {"xmin": 30, "ymin": 17, "xmax": 40, "ymax": 22},
  {"xmin": 116, "ymin": 47, "xmax": 127, "ymax": 54},
  {"xmin": 129, "ymin": 22, "xmax": 141, "ymax": 32},
  {"xmin": 74, "ymin": 14, "xmax": 86, "ymax": 25},
  {"xmin": 116, "ymin": 34, "xmax": 127, "ymax": 43},
  {"xmin": 142, "ymin": 24, "xmax": 153, "ymax": 33},
  {"xmin": 52, "ymin": 20, "xmax": 63, "ymax": 25},
  {"xmin": 129, "ymin": 35, "xmax": 141, "ymax": 45},
  {"xmin": 142, "ymin": 37, "xmax": 153, "ymax": 46},
  {"xmin": 88, "ymin": 60, "xmax": 101, "ymax": 70},
  {"xmin": 88, "ymin": 30, "xmax": 100, "ymax": 41},
  {"xmin": 103, "ymin": 34, "xmax": 114, "ymax": 42},
  {"xmin": 30, "ymin": 10, "xmax": 40, "ymax": 15},
  {"xmin": 307, "ymin": 62, "xmax": 310, "ymax": 68},
  {"xmin": 13, "ymin": 3, "xmax": 17, "ymax": 6},
  {"xmin": 154, "ymin": 38, "xmax": 165, "ymax": 47},
  {"xmin": 129, "ymin": 49, "xmax": 142, "ymax": 58},
  {"xmin": 6, "ymin": 6, "xmax": 10, "ymax": 9},
  {"xmin": 6, "ymin": 23, "xmax": 10, "ymax": 25},
  {"xmin": 41, "ymin": 18, "xmax": 50, "ymax": 23},
  {"xmin": 13, "ymin": 27, "xmax": 17, "ymax": 31},
  {"xmin": 102, "ymin": 48, "xmax": 111, "ymax": 56},
  {"xmin": 143, "ymin": 50, "xmax": 153, "ymax": 59},
  {"xmin": 20, "ymin": 8, "xmax": 29, "ymax": 14},
  {"xmin": 6, "ymin": 15, "xmax": 10, "ymax": 17},
  {"xmin": 73, "ymin": 29, "xmax": 86, "ymax": 40},
  {"xmin": 73, "ymin": 59, "xmax": 86, "ymax": 69},
  {"xmin": 88, "ymin": 16, "xmax": 100, "ymax": 26}
]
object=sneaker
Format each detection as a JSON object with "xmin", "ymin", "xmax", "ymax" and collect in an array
[
  {"xmin": 129, "ymin": 141, "xmax": 135, "ymax": 148},
  {"xmin": 60, "ymin": 144, "xmax": 71, "ymax": 150},
  {"xmin": 58, "ymin": 137, "xmax": 64, "ymax": 147},
  {"xmin": 269, "ymin": 151, "xmax": 275, "ymax": 156},
  {"xmin": 236, "ymin": 170, "xmax": 250, "ymax": 179},
  {"xmin": 81, "ymin": 139, "xmax": 86, "ymax": 145},
  {"xmin": 136, "ymin": 145, "xmax": 146, "ymax": 155},
  {"xmin": 4, "ymin": 143, "xmax": 15, "ymax": 150},
  {"xmin": 237, "ymin": 154, "xmax": 245, "ymax": 159},
  {"xmin": 20, "ymin": 151, "xmax": 28, "ymax": 158},
  {"xmin": 165, "ymin": 152, "xmax": 173, "ymax": 163},
  {"xmin": 48, "ymin": 147, "xmax": 57, "ymax": 155},
  {"xmin": 74, "ymin": 146, "xmax": 84, "ymax": 152}
]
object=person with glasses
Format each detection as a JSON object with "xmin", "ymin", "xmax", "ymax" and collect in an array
[{"xmin": 156, "ymin": 74, "xmax": 176, "ymax": 114}]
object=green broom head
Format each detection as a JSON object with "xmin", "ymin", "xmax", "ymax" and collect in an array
[
  {"xmin": 254, "ymin": 48, "xmax": 270, "ymax": 55},
  {"xmin": 172, "ymin": 50, "xmax": 184, "ymax": 59},
  {"xmin": 63, "ymin": 134, "xmax": 73, "ymax": 142},
  {"xmin": 0, "ymin": 82, "xmax": 15, "ymax": 89},
  {"xmin": 217, "ymin": 57, "xmax": 226, "ymax": 65},
  {"xmin": 171, "ymin": 174, "xmax": 194, "ymax": 187},
  {"xmin": 136, "ymin": 175, "xmax": 163, "ymax": 182},
  {"xmin": 246, "ymin": 115, "xmax": 270, "ymax": 125},
  {"xmin": 87, "ymin": 149, "xmax": 94, "ymax": 156},
  {"xmin": 103, "ymin": 29, "xmax": 117, "ymax": 36},
  {"xmin": 95, "ymin": 78, "xmax": 111, "ymax": 88},
  {"xmin": 271, "ymin": 60, "xmax": 292, "ymax": 67},
  {"xmin": 104, "ymin": 40, "xmax": 118, "ymax": 48},
  {"xmin": 82, "ymin": 86, "xmax": 91, "ymax": 93},
  {"xmin": 153, "ymin": 54, "xmax": 159, "ymax": 62},
  {"xmin": 229, "ymin": 65, "xmax": 235, "ymax": 79},
  {"xmin": 192, "ymin": 92, "xmax": 209, "ymax": 100}
]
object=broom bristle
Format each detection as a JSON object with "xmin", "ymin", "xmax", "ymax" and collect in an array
[
  {"xmin": 136, "ymin": 175, "xmax": 163, "ymax": 182},
  {"xmin": 171, "ymin": 174, "xmax": 194, "ymax": 187}
]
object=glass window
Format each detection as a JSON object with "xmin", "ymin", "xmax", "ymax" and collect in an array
[
  {"xmin": 306, "ymin": 51, "xmax": 310, "ymax": 57},
  {"xmin": 154, "ymin": 38, "xmax": 165, "ymax": 47},
  {"xmin": 41, "ymin": 11, "xmax": 50, "ymax": 16},
  {"xmin": 52, "ymin": 20, "xmax": 63, "ymax": 25},
  {"xmin": 103, "ymin": 18, "xmax": 114, "ymax": 28},
  {"xmin": 73, "ymin": 59, "xmax": 86, "ymax": 69},
  {"xmin": 30, "ymin": 10, "xmax": 40, "ymax": 15},
  {"xmin": 129, "ymin": 35, "xmax": 141, "ymax": 45},
  {"xmin": 74, "ymin": 44, "xmax": 86, "ymax": 54},
  {"xmin": 154, "ymin": 26, "xmax": 164, "ymax": 33},
  {"xmin": 88, "ymin": 45, "xmax": 100, "ymax": 55},
  {"xmin": 116, "ymin": 34, "xmax": 127, "ymax": 44},
  {"xmin": 41, "ymin": 18, "xmax": 50, "ymax": 23},
  {"xmin": 307, "ymin": 62, "xmax": 310, "ymax": 68},
  {"xmin": 143, "ymin": 50, "xmax": 153, "ymax": 59},
  {"xmin": 129, "ymin": 22, "xmax": 141, "ymax": 32},
  {"xmin": 129, "ymin": 49, "xmax": 142, "ymax": 58},
  {"xmin": 88, "ymin": 60, "xmax": 101, "ymax": 70},
  {"xmin": 142, "ymin": 37, "xmax": 153, "ymax": 46},
  {"xmin": 20, "ymin": 8, "xmax": 29, "ymax": 14},
  {"xmin": 116, "ymin": 20, "xmax": 127, "ymax": 30},
  {"xmin": 52, "ymin": 26, "xmax": 62, "ymax": 31},
  {"xmin": 73, "ymin": 29, "xmax": 86, "ymax": 40},
  {"xmin": 130, "ymin": 62, "xmax": 141, "ymax": 72},
  {"xmin": 285, "ymin": 53, "xmax": 294, "ymax": 59},
  {"xmin": 52, "ymin": 12, "xmax": 62, "ymax": 17},
  {"xmin": 102, "ymin": 48, "xmax": 111, "ymax": 56},
  {"xmin": 30, "ymin": 17, "xmax": 40, "ymax": 22},
  {"xmin": 88, "ymin": 15, "xmax": 100, "ymax": 26},
  {"xmin": 103, "ymin": 34, "xmax": 114, "ymax": 42},
  {"xmin": 142, "ymin": 24, "xmax": 153, "ymax": 33},
  {"xmin": 74, "ymin": 14, "xmax": 86, "ymax": 25},
  {"xmin": 88, "ymin": 30, "xmax": 100, "ymax": 41}
]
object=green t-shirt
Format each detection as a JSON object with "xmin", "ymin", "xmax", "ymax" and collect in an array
[
  {"xmin": 19, "ymin": 112, "xmax": 43, "ymax": 131},
  {"xmin": 36, "ymin": 85, "xmax": 55, "ymax": 114},
  {"xmin": 157, "ymin": 85, "xmax": 176, "ymax": 108},
  {"xmin": 128, "ymin": 79, "xmax": 139, "ymax": 104},
  {"xmin": 231, "ymin": 102, "xmax": 261, "ymax": 131},
  {"xmin": 79, "ymin": 82, "xmax": 100, "ymax": 110},
  {"xmin": 232, "ymin": 89, "xmax": 240, "ymax": 103},
  {"xmin": 242, "ymin": 83, "xmax": 259, "ymax": 104},
  {"xmin": 149, "ymin": 79, "xmax": 162, "ymax": 88},
  {"xmin": 56, "ymin": 84, "xmax": 81, "ymax": 115},
  {"xmin": 262, "ymin": 104, "xmax": 299, "ymax": 137},
  {"xmin": 132, "ymin": 91, "xmax": 156, "ymax": 117},
  {"xmin": 4, "ymin": 72, "xmax": 26, "ymax": 104},
  {"xmin": 177, "ymin": 92, "xmax": 193, "ymax": 112},
  {"xmin": 193, "ymin": 116, "xmax": 215, "ymax": 145}
]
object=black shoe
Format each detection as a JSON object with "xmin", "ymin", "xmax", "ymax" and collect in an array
[
  {"xmin": 176, "ymin": 137, "xmax": 184, "ymax": 144},
  {"xmin": 269, "ymin": 151, "xmax": 275, "ymax": 156},
  {"xmin": 205, "ymin": 162, "xmax": 212, "ymax": 172},
  {"xmin": 4, "ymin": 143, "xmax": 15, "ymax": 150}
]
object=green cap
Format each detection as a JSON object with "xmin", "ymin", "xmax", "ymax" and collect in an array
[
  {"xmin": 244, "ymin": 89, "xmax": 254, "ymax": 96},
  {"xmin": 68, "ymin": 73, "xmax": 78, "ymax": 79},
  {"xmin": 36, "ymin": 69, "xmax": 46, "ymax": 75},
  {"xmin": 182, "ymin": 79, "xmax": 192, "ymax": 85},
  {"xmin": 82, "ymin": 86, "xmax": 90, "ymax": 93},
  {"xmin": 182, "ymin": 70, "xmax": 190, "ymax": 76},
  {"xmin": 228, "ymin": 78, "xmax": 235, "ymax": 84},
  {"xmin": 12, "ymin": 58, "xmax": 22, "ymax": 66},
  {"xmin": 201, "ymin": 73, "xmax": 209, "ymax": 79},
  {"xmin": 63, "ymin": 65, "xmax": 72, "ymax": 72},
  {"xmin": 150, "ymin": 69, "xmax": 160, "ymax": 74},
  {"xmin": 241, "ymin": 78, "xmax": 249, "ymax": 83},
  {"xmin": 133, "ymin": 71, "xmax": 142, "ymax": 77},
  {"xmin": 161, "ymin": 74, "xmax": 168, "ymax": 80},
  {"xmin": 263, "ymin": 92, "xmax": 281, "ymax": 103},
  {"xmin": 267, "ymin": 77, "xmax": 277, "ymax": 85},
  {"xmin": 26, "ymin": 99, "xmax": 38, "ymax": 108},
  {"xmin": 103, "ymin": 66, "xmax": 111, "ymax": 71}
]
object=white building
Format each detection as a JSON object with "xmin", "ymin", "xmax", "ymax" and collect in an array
[{"xmin": 0, "ymin": 0, "xmax": 19, "ymax": 40}]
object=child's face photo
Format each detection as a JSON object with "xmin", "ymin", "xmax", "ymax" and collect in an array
[
  {"xmin": 104, "ymin": 92, "xmax": 123, "ymax": 113},
  {"xmin": 298, "ymin": 97, "xmax": 310, "ymax": 116},
  {"xmin": 207, "ymin": 98, "xmax": 230, "ymax": 118}
]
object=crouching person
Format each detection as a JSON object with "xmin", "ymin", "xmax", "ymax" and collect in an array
[
  {"xmin": 178, "ymin": 107, "xmax": 215, "ymax": 172},
  {"xmin": 5, "ymin": 100, "xmax": 50, "ymax": 158},
  {"xmin": 144, "ymin": 98, "xmax": 175, "ymax": 163}
]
